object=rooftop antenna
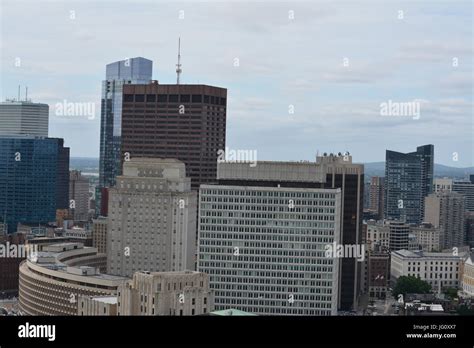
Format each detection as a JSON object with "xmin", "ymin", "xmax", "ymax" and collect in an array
[
  {"xmin": 25, "ymin": 86, "xmax": 28, "ymax": 101},
  {"xmin": 176, "ymin": 37, "xmax": 182, "ymax": 84}
]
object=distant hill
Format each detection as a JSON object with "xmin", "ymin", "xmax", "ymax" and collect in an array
[{"xmin": 364, "ymin": 162, "xmax": 474, "ymax": 180}]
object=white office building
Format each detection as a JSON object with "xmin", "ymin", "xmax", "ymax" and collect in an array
[
  {"xmin": 0, "ymin": 100, "xmax": 49, "ymax": 137},
  {"xmin": 198, "ymin": 162, "xmax": 343, "ymax": 316}
]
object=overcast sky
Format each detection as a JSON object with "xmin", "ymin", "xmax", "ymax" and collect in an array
[{"xmin": 1, "ymin": 0, "xmax": 472, "ymax": 166}]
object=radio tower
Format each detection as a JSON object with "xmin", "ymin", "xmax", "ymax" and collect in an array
[{"xmin": 176, "ymin": 37, "xmax": 182, "ymax": 84}]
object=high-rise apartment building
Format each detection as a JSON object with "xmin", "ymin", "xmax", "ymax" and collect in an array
[
  {"xmin": 0, "ymin": 100, "xmax": 49, "ymax": 137},
  {"xmin": 424, "ymin": 192, "xmax": 466, "ymax": 249},
  {"xmin": 120, "ymin": 81, "xmax": 227, "ymax": 191},
  {"xmin": 96, "ymin": 57, "xmax": 153, "ymax": 215},
  {"xmin": 0, "ymin": 135, "xmax": 69, "ymax": 233},
  {"xmin": 69, "ymin": 170, "xmax": 90, "ymax": 221},
  {"xmin": 384, "ymin": 145, "xmax": 434, "ymax": 224},
  {"xmin": 369, "ymin": 176, "xmax": 384, "ymax": 220},
  {"xmin": 453, "ymin": 176, "xmax": 474, "ymax": 212},
  {"xmin": 117, "ymin": 271, "xmax": 213, "ymax": 316},
  {"xmin": 106, "ymin": 158, "xmax": 196, "ymax": 277}
]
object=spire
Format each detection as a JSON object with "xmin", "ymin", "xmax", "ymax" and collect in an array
[{"xmin": 176, "ymin": 37, "xmax": 182, "ymax": 84}]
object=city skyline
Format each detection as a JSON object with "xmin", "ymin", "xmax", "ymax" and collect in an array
[{"xmin": 1, "ymin": 0, "xmax": 472, "ymax": 167}]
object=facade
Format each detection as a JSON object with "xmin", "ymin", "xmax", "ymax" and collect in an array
[
  {"xmin": 453, "ymin": 176, "xmax": 474, "ymax": 212},
  {"xmin": 0, "ymin": 135, "xmax": 69, "ymax": 233},
  {"xmin": 369, "ymin": 176, "xmax": 384, "ymax": 220},
  {"xmin": 367, "ymin": 247, "xmax": 390, "ymax": 299},
  {"xmin": 96, "ymin": 57, "xmax": 153, "ymax": 215},
  {"xmin": 69, "ymin": 170, "xmax": 90, "ymax": 221},
  {"xmin": 198, "ymin": 161, "xmax": 346, "ymax": 315},
  {"xmin": 107, "ymin": 158, "xmax": 197, "ymax": 277},
  {"xmin": 384, "ymin": 145, "xmax": 434, "ymax": 224},
  {"xmin": 0, "ymin": 100, "xmax": 49, "ymax": 137},
  {"xmin": 424, "ymin": 192, "xmax": 466, "ymax": 249},
  {"xmin": 120, "ymin": 81, "xmax": 227, "ymax": 191},
  {"xmin": 92, "ymin": 216, "xmax": 108, "ymax": 254},
  {"xmin": 78, "ymin": 296, "xmax": 118, "ymax": 316},
  {"xmin": 117, "ymin": 271, "xmax": 213, "ymax": 316},
  {"xmin": 19, "ymin": 242, "xmax": 127, "ymax": 315},
  {"xmin": 433, "ymin": 178, "xmax": 453, "ymax": 193},
  {"xmin": 388, "ymin": 220, "xmax": 410, "ymax": 251},
  {"xmin": 409, "ymin": 223, "xmax": 442, "ymax": 252},
  {"xmin": 461, "ymin": 256, "xmax": 474, "ymax": 297},
  {"xmin": 366, "ymin": 220, "xmax": 390, "ymax": 251},
  {"xmin": 390, "ymin": 250, "xmax": 463, "ymax": 290}
]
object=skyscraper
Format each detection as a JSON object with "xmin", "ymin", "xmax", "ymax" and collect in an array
[
  {"xmin": 0, "ymin": 135, "xmax": 69, "ymax": 233},
  {"xmin": 96, "ymin": 57, "xmax": 153, "ymax": 215},
  {"xmin": 69, "ymin": 170, "xmax": 90, "ymax": 221},
  {"xmin": 453, "ymin": 175, "xmax": 474, "ymax": 212},
  {"xmin": 198, "ymin": 161, "xmax": 343, "ymax": 315},
  {"xmin": 369, "ymin": 176, "xmax": 384, "ymax": 220},
  {"xmin": 106, "ymin": 158, "xmax": 196, "ymax": 277},
  {"xmin": 198, "ymin": 153, "xmax": 364, "ymax": 312},
  {"xmin": 0, "ymin": 100, "xmax": 49, "ymax": 137},
  {"xmin": 424, "ymin": 191, "xmax": 466, "ymax": 249},
  {"xmin": 384, "ymin": 145, "xmax": 434, "ymax": 224},
  {"xmin": 120, "ymin": 81, "xmax": 227, "ymax": 191}
]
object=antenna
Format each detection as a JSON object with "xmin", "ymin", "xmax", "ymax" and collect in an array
[
  {"xmin": 25, "ymin": 86, "xmax": 28, "ymax": 101},
  {"xmin": 176, "ymin": 37, "xmax": 182, "ymax": 84}
]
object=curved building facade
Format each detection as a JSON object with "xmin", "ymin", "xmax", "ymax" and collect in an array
[{"xmin": 19, "ymin": 242, "xmax": 127, "ymax": 315}]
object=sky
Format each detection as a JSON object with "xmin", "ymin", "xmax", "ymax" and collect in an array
[{"xmin": 0, "ymin": 0, "xmax": 472, "ymax": 167}]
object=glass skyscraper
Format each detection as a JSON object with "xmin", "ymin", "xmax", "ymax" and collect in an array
[
  {"xmin": 0, "ymin": 135, "xmax": 70, "ymax": 233},
  {"xmin": 384, "ymin": 144, "xmax": 434, "ymax": 224},
  {"xmin": 96, "ymin": 57, "xmax": 153, "ymax": 215}
]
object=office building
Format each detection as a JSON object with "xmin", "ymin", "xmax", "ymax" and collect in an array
[
  {"xmin": 117, "ymin": 271, "xmax": 213, "ymax": 316},
  {"xmin": 0, "ymin": 135, "xmax": 69, "ymax": 233},
  {"xmin": 424, "ymin": 192, "xmax": 466, "ymax": 249},
  {"xmin": 461, "ymin": 255, "xmax": 474, "ymax": 297},
  {"xmin": 366, "ymin": 220, "xmax": 390, "ymax": 252},
  {"xmin": 367, "ymin": 246, "xmax": 390, "ymax": 299},
  {"xmin": 453, "ymin": 176, "xmax": 474, "ymax": 212},
  {"xmin": 19, "ymin": 242, "xmax": 127, "ymax": 315},
  {"xmin": 384, "ymin": 145, "xmax": 434, "ymax": 224},
  {"xmin": 409, "ymin": 223, "xmax": 442, "ymax": 252},
  {"xmin": 369, "ymin": 176, "xmax": 384, "ymax": 220},
  {"xmin": 92, "ymin": 216, "xmax": 108, "ymax": 254},
  {"xmin": 433, "ymin": 178, "xmax": 453, "ymax": 193},
  {"xmin": 120, "ymin": 81, "xmax": 227, "ymax": 191},
  {"xmin": 198, "ymin": 160, "xmax": 347, "ymax": 315},
  {"xmin": 69, "ymin": 170, "xmax": 90, "ymax": 221},
  {"xmin": 391, "ymin": 249, "xmax": 463, "ymax": 290},
  {"xmin": 107, "ymin": 158, "xmax": 196, "ymax": 277},
  {"xmin": 388, "ymin": 220, "xmax": 410, "ymax": 251},
  {"xmin": 0, "ymin": 100, "xmax": 49, "ymax": 137},
  {"xmin": 96, "ymin": 57, "xmax": 153, "ymax": 215}
]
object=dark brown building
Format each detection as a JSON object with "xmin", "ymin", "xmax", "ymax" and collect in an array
[
  {"xmin": 121, "ymin": 82, "xmax": 227, "ymax": 190},
  {"xmin": 0, "ymin": 233, "xmax": 26, "ymax": 296}
]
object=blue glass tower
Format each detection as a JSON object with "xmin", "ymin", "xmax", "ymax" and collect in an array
[
  {"xmin": 96, "ymin": 57, "xmax": 153, "ymax": 215},
  {"xmin": 0, "ymin": 135, "xmax": 70, "ymax": 233}
]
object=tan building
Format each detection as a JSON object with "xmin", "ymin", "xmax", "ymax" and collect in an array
[
  {"xmin": 78, "ymin": 295, "xmax": 118, "ymax": 316},
  {"xmin": 366, "ymin": 220, "xmax": 390, "ymax": 251},
  {"xmin": 92, "ymin": 217, "xmax": 108, "ymax": 254},
  {"xmin": 107, "ymin": 158, "xmax": 197, "ymax": 277},
  {"xmin": 410, "ymin": 223, "xmax": 442, "ymax": 252},
  {"xmin": 425, "ymin": 192, "xmax": 466, "ymax": 249},
  {"xmin": 19, "ymin": 242, "xmax": 127, "ymax": 315},
  {"xmin": 118, "ymin": 271, "xmax": 214, "ymax": 316},
  {"xmin": 461, "ymin": 256, "xmax": 474, "ymax": 297}
]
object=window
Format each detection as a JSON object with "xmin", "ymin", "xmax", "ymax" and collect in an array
[
  {"xmin": 158, "ymin": 95, "xmax": 167, "ymax": 102},
  {"xmin": 169, "ymin": 94, "xmax": 179, "ymax": 102},
  {"xmin": 124, "ymin": 94, "xmax": 133, "ymax": 102},
  {"xmin": 192, "ymin": 94, "xmax": 202, "ymax": 103},
  {"xmin": 135, "ymin": 94, "xmax": 145, "ymax": 102},
  {"xmin": 180, "ymin": 94, "xmax": 190, "ymax": 102},
  {"xmin": 146, "ymin": 94, "xmax": 156, "ymax": 102}
]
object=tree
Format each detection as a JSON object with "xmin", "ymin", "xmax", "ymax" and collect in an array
[
  {"xmin": 392, "ymin": 276, "xmax": 431, "ymax": 298},
  {"xmin": 444, "ymin": 287, "xmax": 458, "ymax": 300}
]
